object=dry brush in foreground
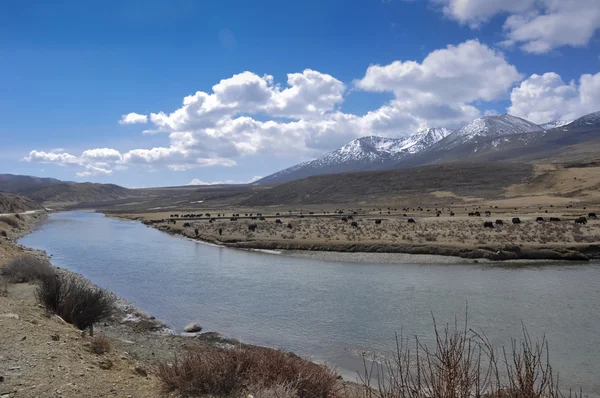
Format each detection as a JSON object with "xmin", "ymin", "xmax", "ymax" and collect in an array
[
  {"xmin": 352, "ymin": 316, "xmax": 582, "ymax": 398},
  {"xmin": 157, "ymin": 347, "xmax": 340, "ymax": 397}
]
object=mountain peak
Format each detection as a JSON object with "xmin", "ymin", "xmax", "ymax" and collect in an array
[
  {"xmin": 257, "ymin": 129, "xmax": 452, "ymax": 184},
  {"xmin": 454, "ymin": 114, "xmax": 542, "ymax": 139},
  {"xmin": 571, "ymin": 111, "xmax": 600, "ymax": 127}
]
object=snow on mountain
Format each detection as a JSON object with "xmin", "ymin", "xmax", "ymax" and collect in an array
[
  {"xmin": 439, "ymin": 114, "xmax": 542, "ymax": 149},
  {"xmin": 258, "ymin": 128, "xmax": 452, "ymax": 184},
  {"xmin": 540, "ymin": 120, "xmax": 573, "ymax": 129},
  {"xmin": 570, "ymin": 111, "xmax": 600, "ymax": 127}
]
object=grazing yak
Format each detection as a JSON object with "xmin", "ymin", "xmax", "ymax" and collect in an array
[
  {"xmin": 375, "ymin": 219, "xmax": 382, "ymax": 224},
  {"xmin": 450, "ymin": 212, "xmax": 455, "ymax": 217},
  {"xmin": 512, "ymin": 218, "xmax": 521, "ymax": 224},
  {"xmin": 218, "ymin": 228, "xmax": 223, "ymax": 235},
  {"xmin": 248, "ymin": 223, "xmax": 258, "ymax": 231},
  {"xmin": 259, "ymin": 217, "xmax": 266, "ymax": 221},
  {"xmin": 550, "ymin": 217, "xmax": 561, "ymax": 222},
  {"xmin": 341, "ymin": 217, "xmax": 348, "ymax": 222},
  {"xmin": 483, "ymin": 221, "xmax": 494, "ymax": 229},
  {"xmin": 495, "ymin": 219, "xmax": 503, "ymax": 225},
  {"xmin": 275, "ymin": 219, "xmax": 282, "ymax": 224},
  {"xmin": 183, "ymin": 222, "xmax": 191, "ymax": 228},
  {"xmin": 536, "ymin": 217, "xmax": 545, "ymax": 222},
  {"xmin": 589, "ymin": 212, "xmax": 597, "ymax": 219},
  {"xmin": 407, "ymin": 218, "xmax": 416, "ymax": 223},
  {"xmin": 350, "ymin": 221, "xmax": 358, "ymax": 228},
  {"xmin": 474, "ymin": 211, "xmax": 481, "ymax": 217},
  {"xmin": 347, "ymin": 215, "xmax": 354, "ymax": 220},
  {"xmin": 575, "ymin": 217, "xmax": 587, "ymax": 225},
  {"xmin": 287, "ymin": 223, "xmax": 293, "ymax": 229}
]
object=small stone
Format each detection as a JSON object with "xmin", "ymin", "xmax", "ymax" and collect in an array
[{"xmin": 184, "ymin": 322, "xmax": 202, "ymax": 333}]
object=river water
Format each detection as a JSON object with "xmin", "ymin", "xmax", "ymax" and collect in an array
[{"xmin": 20, "ymin": 211, "xmax": 600, "ymax": 393}]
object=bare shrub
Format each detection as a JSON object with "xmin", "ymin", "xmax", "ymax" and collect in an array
[
  {"xmin": 157, "ymin": 348, "xmax": 338, "ymax": 398},
  {"xmin": 1, "ymin": 255, "xmax": 54, "ymax": 283},
  {"xmin": 355, "ymin": 315, "xmax": 582, "ymax": 398},
  {"xmin": 90, "ymin": 333, "xmax": 111, "ymax": 355},
  {"xmin": 36, "ymin": 273, "xmax": 115, "ymax": 331},
  {"xmin": 0, "ymin": 215, "xmax": 20, "ymax": 228}
]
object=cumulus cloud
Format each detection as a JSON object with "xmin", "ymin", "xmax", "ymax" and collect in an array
[
  {"xmin": 24, "ymin": 150, "xmax": 80, "ymax": 166},
  {"xmin": 187, "ymin": 176, "xmax": 262, "ymax": 185},
  {"xmin": 356, "ymin": 40, "xmax": 522, "ymax": 103},
  {"xmin": 76, "ymin": 164, "xmax": 113, "ymax": 177},
  {"xmin": 508, "ymin": 72, "xmax": 600, "ymax": 123},
  {"xmin": 81, "ymin": 148, "xmax": 123, "ymax": 163},
  {"xmin": 26, "ymin": 41, "xmax": 527, "ymax": 176},
  {"xmin": 119, "ymin": 112, "xmax": 148, "ymax": 124},
  {"xmin": 435, "ymin": 0, "xmax": 600, "ymax": 53},
  {"xmin": 24, "ymin": 148, "xmax": 121, "ymax": 178}
]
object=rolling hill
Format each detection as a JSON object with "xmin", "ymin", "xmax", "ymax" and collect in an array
[
  {"xmin": 0, "ymin": 174, "xmax": 138, "ymax": 206},
  {"xmin": 245, "ymin": 162, "xmax": 534, "ymax": 206},
  {"xmin": 0, "ymin": 192, "xmax": 43, "ymax": 214}
]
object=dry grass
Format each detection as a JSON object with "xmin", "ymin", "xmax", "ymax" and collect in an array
[
  {"xmin": 0, "ymin": 215, "xmax": 21, "ymax": 228},
  {"xmin": 36, "ymin": 273, "xmax": 115, "ymax": 332},
  {"xmin": 350, "ymin": 314, "xmax": 582, "ymax": 398},
  {"xmin": 89, "ymin": 333, "xmax": 111, "ymax": 355},
  {"xmin": 1, "ymin": 254, "xmax": 55, "ymax": 283},
  {"xmin": 157, "ymin": 347, "xmax": 339, "ymax": 397}
]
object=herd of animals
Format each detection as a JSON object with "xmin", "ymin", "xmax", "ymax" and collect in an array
[{"xmin": 147, "ymin": 208, "xmax": 599, "ymax": 232}]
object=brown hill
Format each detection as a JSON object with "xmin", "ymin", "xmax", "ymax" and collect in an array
[
  {"xmin": 0, "ymin": 192, "xmax": 43, "ymax": 214},
  {"xmin": 244, "ymin": 162, "xmax": 533, "ymax": 206}
]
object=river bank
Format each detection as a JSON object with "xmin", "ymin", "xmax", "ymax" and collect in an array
[
  {"xmin": 2, "ymin": 212, "xmax": 345, "ymax": 397},
  {"xmin": 120, "ymin": 213, "xmax": 600, "ymax": 262}
]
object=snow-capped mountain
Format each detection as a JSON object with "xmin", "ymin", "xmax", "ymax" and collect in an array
[
  {"xmin": 570, "ymin": 111, "xmax": 600, "ymax": 128},
  {"xmin": 440, "ymin": 114, "xmax": 542, "ymax": 149},
  {"xmin": 540, "ymin": 120, "xmax": 573, "ymax": 129},
  {"xmin": 258, "ymin": 128, "xmax": 452, "ymax": 184},
  {"xmin": 394, "ymin": 114, "xmax": 547, "ymax": 168}
]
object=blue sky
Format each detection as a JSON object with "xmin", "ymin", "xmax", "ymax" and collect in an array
[{"xmin": 1, "ymin": 0, "xmax": 599, "ymax": 187}]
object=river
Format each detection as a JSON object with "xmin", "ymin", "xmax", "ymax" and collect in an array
[{"xmin": 20, "ymin": 211, "xmax": 600, "ymax": 393}]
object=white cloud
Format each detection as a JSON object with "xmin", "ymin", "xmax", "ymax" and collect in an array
[
  {"xmin": 356, "ymin": 40, "xmax": 522, "ymax": 102},
  {"xmin": 435, "ymin": 0, "xmax": 600, "ymax": 53},
  {"xmin": 81, "ymin": 148, "xmax": 123, "ymax": 163},
  {"xmin": 76, "ymin": 164, "xmax": 113, "ymax": 178},
  {"xmin": 24, "ymin": 150, "xmax": 80, "ymax": 166},
  {"xmin": 119, "ymin": 112, "xmax": 148, "ymax": 125},
  {"xmin": 187, "ymin": 175, "xmax": 262, "ymax": 185},
  {"xmin": 26, "ymin": 41, "xmax": 526, "ymax": 176},
  {"xmin": 508, "ymin": 72, "xmax": 600, "ymax": 123}
]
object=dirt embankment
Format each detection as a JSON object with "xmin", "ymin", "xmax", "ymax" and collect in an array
[
  {"xmin": 124, "ymin": 210, "xmax": 600, "ymax": 262},
  {"xmin": 0, "ymin": 214, "xmax": 263, "ymax": 398}
]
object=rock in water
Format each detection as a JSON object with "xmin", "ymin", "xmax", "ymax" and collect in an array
[{"xmin": 184, "ymin": 322, "xmax": 202, "ymax": 333}]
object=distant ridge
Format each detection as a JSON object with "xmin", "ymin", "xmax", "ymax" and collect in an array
[
  {"xmin": 0, "ymin": 174, "xmax": 137, "ymax": 205},
  {"xmin": 257, "ymin": 127, "xmax": 452, "ymax": 184}
]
